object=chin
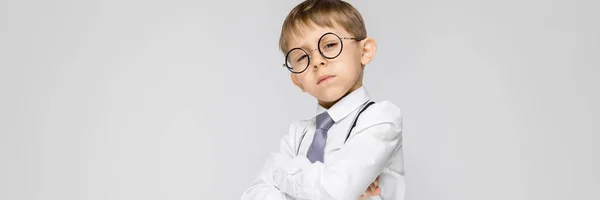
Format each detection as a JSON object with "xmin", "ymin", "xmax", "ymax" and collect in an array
[{"xmin": 315, "ymin": 86, "xmax": 348, "ymax": 102}]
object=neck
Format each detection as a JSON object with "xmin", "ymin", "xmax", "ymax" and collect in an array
[
  {"xmin": 318, "ymin": 81, "xmax": 363, "ymax": 109},
  {"xmin": 318, "ymin": 100, "xmax": 336, "ymax": 110}
]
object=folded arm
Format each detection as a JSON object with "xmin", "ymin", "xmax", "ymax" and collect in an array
[
  {"xmin": 272, "ymin": 102, "xmax": 403, "ymax": 200},
  {"xmin": 241, "ymin": 122, "xmax": 304, "ymax": 200}
]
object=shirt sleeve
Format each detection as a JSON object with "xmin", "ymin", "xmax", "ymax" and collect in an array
[
  {"xmin": 272, "ymin": 101, "xmax": 403, "ymax": 200},
  {"xmin": 241, "ymin": 121, "xmax": 306, "ymax": 200}
]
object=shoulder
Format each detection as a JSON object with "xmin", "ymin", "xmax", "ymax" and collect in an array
[
  {"xmin": 281, "ymin": 118, "xmax": 313, "ymax": 142},
  {"xmin": 350, "ymin": 100, "xmax": 403, "ymax": 141},
  {"xmin": 287, "ymin": 118, "xmax": 313, "ymax": 135},
  {"xmin": 361, "ymin": 100, "xmax": 402, "ymax": 126}
]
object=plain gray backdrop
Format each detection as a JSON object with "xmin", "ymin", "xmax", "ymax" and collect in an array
[{"xmin": 1, "ymin": 0, "xmax": 599, "ymax": 199}]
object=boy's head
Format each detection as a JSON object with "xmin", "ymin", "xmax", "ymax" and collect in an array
[{"xmin": 280, "ymin": 0, "xmax": 377, "ymax": 109}]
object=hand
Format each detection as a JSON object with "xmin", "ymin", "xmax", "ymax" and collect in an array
[{"xmin": 358, "ymin": 176, "xmax": 381, "ymax": 200}]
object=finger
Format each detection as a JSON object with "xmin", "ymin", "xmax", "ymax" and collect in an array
[
  {"xmin": 363, "ymin": 186, "xmax": 372, "ymax": 195},
  {"xmin": 369, "ymin": 183, "xmax": 376, "ymax": 192},
  {"xmin": 374, "ymin": 178, "xmax": 379, "ymax": 186},
  {"xmin": 362, "ymin": 190, "xmax": 372, "ymax": 197},
  {"xmin": 373, "ymin": 187, "xmax": 382, "ymax": 195}
]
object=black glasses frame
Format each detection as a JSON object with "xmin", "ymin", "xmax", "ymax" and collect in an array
[{"xmin": 282, "ymin": 32, "xmax": 362, "ymax": 74}]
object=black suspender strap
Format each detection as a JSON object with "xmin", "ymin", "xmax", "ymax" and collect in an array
[{"xmin": 344, "ymin": 101, "xmax": 375, "ymax": 143}]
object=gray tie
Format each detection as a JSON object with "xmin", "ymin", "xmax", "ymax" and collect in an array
[{"xmin": 307, "ymin": 111, "xmax": 334, "ymax": 163}]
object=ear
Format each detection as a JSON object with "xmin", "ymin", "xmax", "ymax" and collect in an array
[
  {"xmin": 290, "ymin": 73, "xmax": 306, "ymax": 92},
  {"xmin": 360, "ymin": 37, "xmax": 377, "ymax": 66}
]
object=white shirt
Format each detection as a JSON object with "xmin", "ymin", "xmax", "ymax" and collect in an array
[{"xmin": 241, "ymin": 86, "xmax": 405, "ymax": 200}]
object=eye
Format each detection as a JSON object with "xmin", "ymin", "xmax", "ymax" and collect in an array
[
  {"xmin": 296, "ymin": 54, "xmax": 308, "ymax": 62},
  {"xmin": 324, "ymin": 42, "xmax": 338, "ymax": 49}
]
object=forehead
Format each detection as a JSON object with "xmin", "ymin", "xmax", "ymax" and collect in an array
[{"xmin": 285, "ymin": 22, "xmax": 350, "ymax": 50}]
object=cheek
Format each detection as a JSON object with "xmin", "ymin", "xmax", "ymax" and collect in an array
[
  {"xmin": 340, "ymin": 49, "xmax": 361, "ymax": 67},
  {"xmin": 336, "ymin": 55, "xmax": 362, "ymax": 76},
  {"xmin": 297, "ymin": 73, "xmax": 315, "ymax": 86}
]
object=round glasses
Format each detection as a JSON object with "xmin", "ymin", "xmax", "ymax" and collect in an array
[{"xmin": 282, "ymin": 32, "xmax": 362, "ymax": 74}]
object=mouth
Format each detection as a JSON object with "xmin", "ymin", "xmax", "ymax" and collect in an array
[{"xmin": 317, "ymin": 75, "xmax": 336, "ymax": 84}]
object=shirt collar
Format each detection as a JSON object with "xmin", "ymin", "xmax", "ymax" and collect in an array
[{"xmin": 316, "ymin": 86, "xmax": 371, "ymax": 123}]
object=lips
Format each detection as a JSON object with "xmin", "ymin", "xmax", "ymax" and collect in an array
[{"xmin": 317, "ymin": 75, "xmax": 336, "ymax": 84}]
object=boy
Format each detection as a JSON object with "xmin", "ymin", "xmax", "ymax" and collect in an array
[{"xmin": 241, "ymin": 0, "xmax": 405, "ymax": 199}]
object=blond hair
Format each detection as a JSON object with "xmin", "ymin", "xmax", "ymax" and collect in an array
[{"xmin": 279, "ymin": 0, "xmax": 367, "ymax": 53}]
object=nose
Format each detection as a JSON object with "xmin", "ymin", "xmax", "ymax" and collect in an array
[{"xmin": 309, "ymin": 49, "xmax": 327, "ymax": 70}]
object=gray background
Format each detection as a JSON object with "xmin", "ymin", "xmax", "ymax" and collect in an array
[{"xmin": 1, "ymin": 0, "xmax": 598, "ymax": 199}]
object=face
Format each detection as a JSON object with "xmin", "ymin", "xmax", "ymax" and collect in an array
[{"xmin": 286, "ymin": 24, "xmax": 375, "ymax": 108}]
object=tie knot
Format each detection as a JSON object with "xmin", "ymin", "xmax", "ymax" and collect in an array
[{"xmin": 316, "ymin": 111, "xmax": 334, "ymax": 131}]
